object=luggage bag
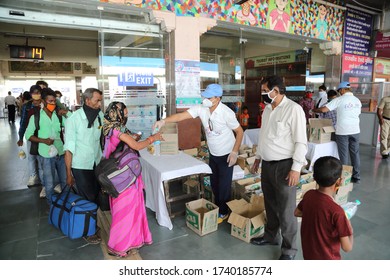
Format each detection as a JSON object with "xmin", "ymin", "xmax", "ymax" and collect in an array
[{"xmin": 49, "ymin": 186, "xmax": 97, "ymax": 239}]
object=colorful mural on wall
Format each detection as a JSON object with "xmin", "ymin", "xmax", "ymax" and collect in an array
[{"xmin": 103, "ymin": 0, "xmax": 345, "ymax": 41}]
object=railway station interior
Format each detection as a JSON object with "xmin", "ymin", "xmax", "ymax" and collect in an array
[{"xmin": 1, "ymin": 0, "xmax": 390, "ymax": 262}]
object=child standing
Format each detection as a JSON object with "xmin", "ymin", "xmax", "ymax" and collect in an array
[
  {"xmin": 240, "ymin": 105, "xmax": 250, "ymax": 131},
  {"xmin": 294, "ymin": 156, "xmax": 353, "ymax": 260}
]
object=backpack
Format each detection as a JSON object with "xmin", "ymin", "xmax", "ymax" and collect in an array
[
  {"xmin": 30, "ymin": 108, "xmax": 63, "ymax": 155},
  {"xmin": 95, "ymin": 140, "xmax": 142, "ymax": 198}
]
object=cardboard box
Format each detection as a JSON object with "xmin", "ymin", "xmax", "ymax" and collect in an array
[
  {"xmin": 183, "ymin": 148, "xmax": 198, "ymax": 157},
  {"xmin": 334, "ymin": 183, "xmax": 353, "ymax": 205},
  {"xmin": 160, "ymin": 123, "xmax": 179, "ymax": 155},
  {"xmin": 185, "ymin": 199, "xmax": 219, "ymax": 236},
  {"xmin": 227, "ymin": 198, "xmax": 266, "ymax": 243},
  {"xmin": 183, "ymin": 179, "xmax": 200, "ymax": 194},
  {"xmin": 237, "ymin": 155, "xmax": 256, "ymax": 170},
  {"xmin": 341, "ymin": 165, "xmax": 353, "ymax": 186},
  {"xmin": 308, "ymin": 119, "xmax": 335, "ymax": 143}
]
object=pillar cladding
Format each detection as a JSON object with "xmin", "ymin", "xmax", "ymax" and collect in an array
[{"xmin": 324, "ymin": 55, "xmax": 342, "ymax": 90}]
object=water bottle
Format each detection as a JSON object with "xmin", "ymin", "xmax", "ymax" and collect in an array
[
  {"xmin": 342, "ymin": 200, "xmax": 361, "ymax": 220},
  {"xmin": 153, "ymin": 128, "xmax": 160, "ymax": 156}
]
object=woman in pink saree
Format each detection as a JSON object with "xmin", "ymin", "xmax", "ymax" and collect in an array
[{"xmin": 102, "ymin": 101, "xmax": 163, "ymax": 257}]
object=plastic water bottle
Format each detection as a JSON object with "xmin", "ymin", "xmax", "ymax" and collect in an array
[
  {"xmin": 342, "ymin": 200, "xmax": 361, "ymax": 220},
  {"xmin": 153, "ymin": 128, "xmax": 160, "ymax": 156}
]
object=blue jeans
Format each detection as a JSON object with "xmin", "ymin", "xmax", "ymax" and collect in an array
[
  {"xmin": 27, "ymin": 141, "xmax": 44, "ymax": 183},
  {"xmin": 38, "ymin": 155, "xmax": 67, "ymax": 205},
  {"xmin": 335, "ymin": 133, "xmax": 361, "ymax": 180}
]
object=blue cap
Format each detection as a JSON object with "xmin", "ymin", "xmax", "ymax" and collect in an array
[
  {"xmin": 337, "ymin": 81, "xmax": 350, "ymax": 90},
  {"xmin": 201, "ymin": 84, "xmax": 223, "ymax": 98}
]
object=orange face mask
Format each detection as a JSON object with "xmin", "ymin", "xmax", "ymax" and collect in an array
[{"xmin": 46, "ymin": 104, "xmax": 56, "ymax": 112}]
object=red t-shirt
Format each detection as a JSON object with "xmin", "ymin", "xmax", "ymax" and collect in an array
[{"xmin": 297, "ymin": 190, "xmax": 352, "ymax": 260}]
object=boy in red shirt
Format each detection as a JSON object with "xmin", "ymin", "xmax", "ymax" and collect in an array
[{"xmin": 295, "ymin": 156, "xmax": 354, "ymax": 259}]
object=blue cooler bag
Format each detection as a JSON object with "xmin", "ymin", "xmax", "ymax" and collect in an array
[{"xmin": 49, "ymin": 186, "xmax": 97, "ymax": 239}]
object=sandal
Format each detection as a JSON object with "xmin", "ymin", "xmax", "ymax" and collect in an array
[
  {"xmin": 83, "ymin": 234, "xmax": 101, "ymax": 244},
  {"xmin": 108, "ymin": 250, "xmax": 127, "ymax": 258}
]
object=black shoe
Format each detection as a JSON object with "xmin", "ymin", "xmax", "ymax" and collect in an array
[
  {"xmin": 351, "ymin": 177, "xmax": 361, "ymax": 184},
  {"xmin": 279, "ymin": 254, "xmax": 295, "ymax": 260},
  {"xmin": 250, "ymin": 237, "xmax": 279, "ymax": 246},
  {"xmin": 382, "ymin": 154, "xmax": 389, "ymax": 159}
]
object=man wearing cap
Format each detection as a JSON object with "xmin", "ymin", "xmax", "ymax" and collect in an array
[
  {"xmin": 153, "ymin": 84, "xmax": 244, "ymax": 224},
  {"xmin": 250, "ymin": 76, "xmax": 307, "ymax": 260},
  {"xmin": 377, "ymin": 95, "xmax": 390, "ymax": 159},
  {"xmin": 313, "ymin": 81, "xmax": 362, "ymax": 183}
]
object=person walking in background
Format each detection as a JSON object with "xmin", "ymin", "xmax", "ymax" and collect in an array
[
  {"xmin": 250, "ymin": 75, "xmax": 307, "ymax": 260},
  {"xmin": 299, "ymin": 90, "xmax": 315, "ymax": 123},
  {"xmin": 239, "ymin": 105, "xmax": 250, "ymax": 130},
  {"xmin": 313, "ymin": 82, "xmax": 362, "ymax": 184},
  {"xmin": 17, "ymin": 85, "xmax": 44, "ymax": 187},
  {"xmin": 153, "ymin": 84, "xmax": 243, "ymax": 224},
  {"xmin": 5, "ymin": 91, "xmax": 16, "ymax": 124},
  {"xmin": 377, "ymin": 95, "xmax": 390, "ymax": 159},
  {"xmin": 102, "ymin": 101, "xmax": 162, "ymax": 257},
  {"xmin": 64, "ymin": 88, "xmax": 104, "ymax": 244},
  {"xmin": 295, "ymin": 156, "xmax": 353, "ymax": 259}
]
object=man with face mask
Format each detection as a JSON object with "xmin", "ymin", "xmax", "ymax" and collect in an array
[
  {"xmin": 250, "ymin": 76, "xmax": 307, "ymax": 260},
  {"xmin": 25, "ymin": 88, "xmax": 71, "ymax": 206},
  {"xmin": 64, "ymin": 88, "xmax": 104, "ymax": 244},
  {"xmin": 153, "ymin": 84, "xmax": 244, "ymax": 223},
  {"xmin": 17, "ymin": 85, "xmax": 45, "ymax": 187}
]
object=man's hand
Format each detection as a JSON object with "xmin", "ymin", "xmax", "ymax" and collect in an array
[
  {"xmin": 285, "ymin": 170, "xmax": 300, "ymax": 187},
  {"xmin": 251, "ymin": 159, "xmax": 261, "ymax": 174},
  {"xmin": 17, "ymin": 140, "xmax": 23, "ymax": 147},
  {"xmin": 44, "ymin": 138, "xmax": 54, "ymax": 146},
  {"xmin": 152, "ymin": 120, "xmax": 165, "ymax": 131},
  {"xmin": 66, "ymin": 174, "xmax": 75, "ymax": 187},
  {"xmin": 227, "ymin": 151, "xmax": 238, "ymax": 167},
  {"xmin": 379, "ymin": 119, "xmax": 384, "ymax": 126},
  {"xmin": 57, "ymin": 109, "xmax": 68, "ymax": 117}
]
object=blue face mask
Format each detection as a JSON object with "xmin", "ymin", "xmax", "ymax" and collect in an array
[{"xmin": 262, "ymin": 88, "xmax": 276, "ymax": 104}]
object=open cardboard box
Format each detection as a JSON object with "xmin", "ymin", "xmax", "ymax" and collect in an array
[
  {"xmin": 227, "ymin": 197, "xmax": 266, "ymax": 243},
  {"xmin": 308, "ymin": 118, "xmax": 335, "ymax": 144},
  {"xmin": 185, "ymin": 199, "xmax": 219, "ymax": 236}
]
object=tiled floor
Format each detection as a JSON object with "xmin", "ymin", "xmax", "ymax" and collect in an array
[{"xmin": 1, "ymin": 117, "xmax": 390, "ymax": 260}]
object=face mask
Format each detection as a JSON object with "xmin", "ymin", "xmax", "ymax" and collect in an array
[
  {"xmin": 262, "ymin": 88, "xmax": 276, "ymax": 104},
  {"xmin": 202, "ymin": 98, "xmax": 213, "ymax": 108},
  {"xmin": 46, "ymin": 104, "xmax": 56, "ymax": 112},
  {"xmin": 32, "ymin": 94, "xmax": 41, "ymax": 101}
]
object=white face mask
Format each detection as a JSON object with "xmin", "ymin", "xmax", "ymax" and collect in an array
[
  {"xmin": 261, "ymin": 88, "xmax": 276, "ymax": 104},
  {"xmin": 202, "ymin": 98, "xmax": 213, "ymax": 108}
]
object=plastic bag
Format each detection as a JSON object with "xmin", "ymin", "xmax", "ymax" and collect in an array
[
  {"xmin": 18, "ymin": 148, "xmax": 26, "ymax": 160},
  {"xmin": 342, "ymin": 200, "xmax": 361, "ymax": 220},
  {"xmin": 48, "ymin": 145, "xmax": 58, "ymax": 157}
]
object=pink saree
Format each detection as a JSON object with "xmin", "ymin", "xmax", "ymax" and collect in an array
[{"xmin": 104, "ymin": 129, "xmax": 152, "ymax": 256}]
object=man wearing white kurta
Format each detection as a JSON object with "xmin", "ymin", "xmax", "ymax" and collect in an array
[
  {"xmin": 153, "ymin": 84, "xmax": 243, "ymax": 224},
  {"xmin": 250, "ymin": 75, "xmax": 307, "ymax": 260},
  {"xmin": 313, "ymin": 81, "xmax": 362, "ymax": 183}
]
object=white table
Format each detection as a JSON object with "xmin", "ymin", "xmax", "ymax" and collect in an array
[
  {"xmin": 139, "ymin": 149, "xmax": 212, "ymax": 230},
  {"xmin": 306, "ymin": 141, "xmax": 339, "ymax": 171},
  {"xmin": 242, "ymin": 128, "xmax": 261, "ymax": 148}
]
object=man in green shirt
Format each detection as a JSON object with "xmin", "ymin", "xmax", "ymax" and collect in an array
[
  {"xmin": 25, "ymin": 88, "xmax": 71, "ymax": 206},
  {"xmin": 64, "ymin": 88, "xmax": 104, "ymax": 244}
]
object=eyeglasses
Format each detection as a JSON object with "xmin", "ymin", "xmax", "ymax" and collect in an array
[{"xmin": 208, "ymin": 118, "xmax": 213, "ymax": 131}]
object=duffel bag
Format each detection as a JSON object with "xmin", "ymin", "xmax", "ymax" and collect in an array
[{"xmin": 49, "ymin": 185, "xmax": 97, "ymax": 239}]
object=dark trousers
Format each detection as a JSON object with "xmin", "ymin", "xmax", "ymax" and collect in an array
[
  {"xmin": 209, "ymin": 153, "xmax": 233, "ymax": 215},
  {"xmin": 7, "ymin": 105, "xmax": 15, "ymax": 123},
  {"xmin": 71, "ymin": 167, "xmax": 100, "ymax": 206},
  {"xmin": 261, "ymin": 159, "xmax": 298, "ymax": 256}
]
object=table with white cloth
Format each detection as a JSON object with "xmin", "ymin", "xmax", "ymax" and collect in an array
[
  {"xmin": 306, "ymin": 141, "xmax": 339, "ymax": 171},
  {"xmin": 139, "ymin": 149, "xmax": 212, "ymax": 230},
  {"xmin": 242, "ymin": 128, "xmax": 261, "ymax": 148}
]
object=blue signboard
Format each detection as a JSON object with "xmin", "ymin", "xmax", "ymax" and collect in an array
[
  {"xmin": 118, "ymin": 72, "xmax": 154, "ymax": 87},
  {"xmin": 343, "ymin": 8, "xmax": 373, "ymax": 57}
]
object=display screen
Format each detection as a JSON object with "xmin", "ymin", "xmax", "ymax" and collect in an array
[{"xmin": 9, "ymin": 45, "xmax": 45, "ymax": 60}]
